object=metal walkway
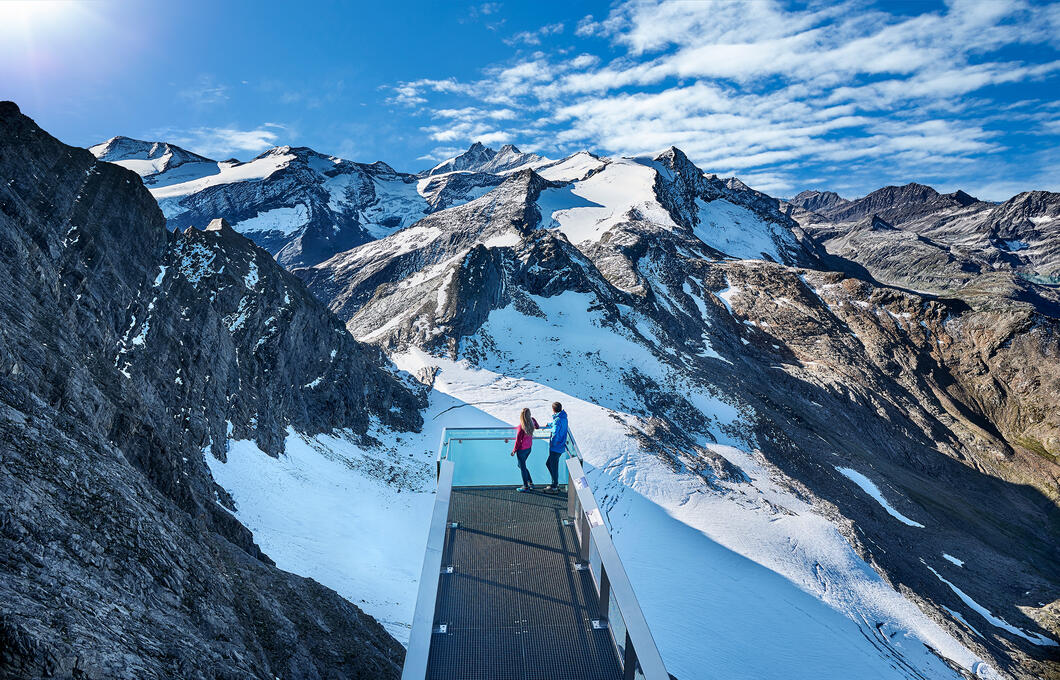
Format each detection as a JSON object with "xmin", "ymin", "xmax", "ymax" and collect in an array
[
  {"xmin": 428, "ymin": 487, "xmax": 622, "ymax": 680},
  {"xmin": 402, "ymin": 427, "xmax": 668, "ymax": 680}
]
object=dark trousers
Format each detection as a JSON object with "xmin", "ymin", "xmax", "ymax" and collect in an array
[
  {"xmin": 546, "ymin": 449, "xmax": 562, "ymax": 487},
  {"xmin": 516, "ymin": 448, "xmax": 533, "ymax": 487}
]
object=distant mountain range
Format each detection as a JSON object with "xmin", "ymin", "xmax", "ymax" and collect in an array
[
  {"xmin": 92, "ymin": 136, "xmax": 1060, "ymax": 295},
  {"xmin": 785, "ymin": 182, "xmax": 1060, "ymax": 295}
]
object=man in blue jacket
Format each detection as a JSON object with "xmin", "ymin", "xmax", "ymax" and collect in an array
[{"xmin": 544, "ymin": 401, "xmax": 568, "ymax": 493}]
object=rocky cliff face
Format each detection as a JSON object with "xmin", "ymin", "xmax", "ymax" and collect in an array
[{"xmin": 0, "ymin": 101, "xmax": 423, "ymax": 679}]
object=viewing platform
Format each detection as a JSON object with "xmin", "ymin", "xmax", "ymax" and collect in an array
[{"xmin": 402, "ymin": 427, "xmax": 669, "ymax": 680}]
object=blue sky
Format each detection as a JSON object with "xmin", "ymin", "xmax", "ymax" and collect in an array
[{"xmin": 3, "ymin": 0, "xmax": 1059, "ymax": 199}]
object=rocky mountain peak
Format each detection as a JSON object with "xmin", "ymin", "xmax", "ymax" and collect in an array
[
  {"xmin": 369, "ymin": 159, "xmax": 397, "ymax": 174},
  {"xmin": 818, "ymin": 182, "xmax": 951, "ymax": 224},
  {"xmin": 461, "ymin": 141, "xmax": 495, "ymax": 162},
  {"xmin": 653, "ymin": 145, "xmax": 701, "ymax": 179},
  {"xmin": 724, "ymin": 177, "xmax": 751, "ymax": 192},
  {"xmin": 425, "ymin": 141, "xmax": 546, "ymax": 176},
  {"xmin": 948, "ymin": 189, "xmax": 980, "ymax": 206},
  {"xmin": 425, "ymin": 142, "xmax": 497, "ymax": 176},
  {"xmin": 791, "ymin": 189, "xmax": 850, "ymax": 213}
]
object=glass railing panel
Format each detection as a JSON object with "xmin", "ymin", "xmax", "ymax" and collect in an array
[
  {"xmin": 442, "ymin": 428, "xmax": 569, "ymax": 487},
  {"xmin": 608, "ymin": 586, "xmax": 629, "ymax": 663},
  {"xmin": 589, "ymin": 531, "xmax": 602, "ymax": 585}
]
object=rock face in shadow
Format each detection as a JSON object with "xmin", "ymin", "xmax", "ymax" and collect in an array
[{"xmin": 0, "ymin": 101, "xmax": 422, "ymax": 679}]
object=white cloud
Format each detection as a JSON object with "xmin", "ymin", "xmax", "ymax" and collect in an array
[
  {"xmin": 504, "ymin": 22, "xmax": 564, "ymax": 46},
  {"xmin": 165, "ymin": 124, "xmax": 286, "ymax": 159},
  {"xmin": 387, "ymin": 78, "xmax": 476, "ymax": 107},
  {"xmin": 179, "ymin": 75, "xmax": 229, "ymax": 106}
]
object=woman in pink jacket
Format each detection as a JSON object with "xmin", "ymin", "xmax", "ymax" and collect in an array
[{"xmin": 510, "ymin": 408, "xmax": 540, "ymax": 492}]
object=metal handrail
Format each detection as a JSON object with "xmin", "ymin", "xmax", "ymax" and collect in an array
[
  {"xmin": 435, "ymin": 424, "xmax": 571, "ymax": 456},
  {"xmin": 401, "ymin": 460, "xmax": 454, "ymax": 680},
  {"xmin": 442, "ymin": 433, "xmax": 553, "ymax": 442},
  {"xmin": 566, "ymin": 456, "xmax": 669, "ymax": 680}
]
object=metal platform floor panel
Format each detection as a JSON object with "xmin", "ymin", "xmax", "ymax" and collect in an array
[{"xmin": 426, "ymin": 486, "xmax": 623, "ymax": 680}]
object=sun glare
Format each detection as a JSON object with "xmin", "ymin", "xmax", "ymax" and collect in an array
[{"xmin": 0, "ymin": 1, "xmax": 83, "ymax": 41}]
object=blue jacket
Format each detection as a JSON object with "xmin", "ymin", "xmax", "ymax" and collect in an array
[{"xmin": 549, "ymin": 410, "xmax": 568, "ymax": 453}]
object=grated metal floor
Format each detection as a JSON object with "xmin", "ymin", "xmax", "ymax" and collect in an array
[{"xmin": 426, "ymin": 486, "xmax": 623, "ymax": 680}]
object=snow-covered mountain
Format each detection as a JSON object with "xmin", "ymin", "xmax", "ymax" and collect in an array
[
  {"xmin": 88, "ymin": 139, "xmax": 564, "ymax": 269},
  {"xmin": 89, "ymin": 138, "xmax": 437, "ymax": 268},
  {"xmin": 16, "ymin": 119, "xmax": 1055, "ymax": 680},
  {"xmin": 424, "ymin": 141, "xmax": 546, "ymax": 176},
  {"xmin": 89, "ymin": 135, "xmax": 217, "ymax": 186}
]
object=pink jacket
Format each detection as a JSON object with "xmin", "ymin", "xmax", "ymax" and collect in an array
[{"xmin": 513, "ymin": 419, "xmax": 540, "ymax": 451}]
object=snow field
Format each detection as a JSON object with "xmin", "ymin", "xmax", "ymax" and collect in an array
[
  {"xmin": 834, "ymin": 466, "xmax": 926, "ymax": 528},
  {"xmin": 693, "ymin": 198, "xmax": 792, "ymax": 262},
  {"xmin": 232, "ymin": 205, "xmax": 310, "ymax": 236},
  {"xmin": 151, "ymin": 152, "xmax": 295, "ymax": 200},
  {"xmin": 538, "ymin": 159, "xmax": 678, "ymax": 244},
  {"xmin": 205, "ymin": 391, "xmax": 508, "ymax": 643}
]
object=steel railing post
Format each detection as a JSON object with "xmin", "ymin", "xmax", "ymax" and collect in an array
[
  {"xmin": 623, "ymin": 631, "xmax": 638, "ymax": 680},
  {"xmin": 578, "ymin": 505, "xmax": 591, "ymax": 564},
  {"xmin": 598, "ymin": 563, "xmax": 611, "ymax": 620},
  {"xmin": 567, "ymin": 473, "xmax": 577, "ymax": 519},
  {"xmin": 564, "ymin": 456, "xmax": 669, "ymax": 679}
]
